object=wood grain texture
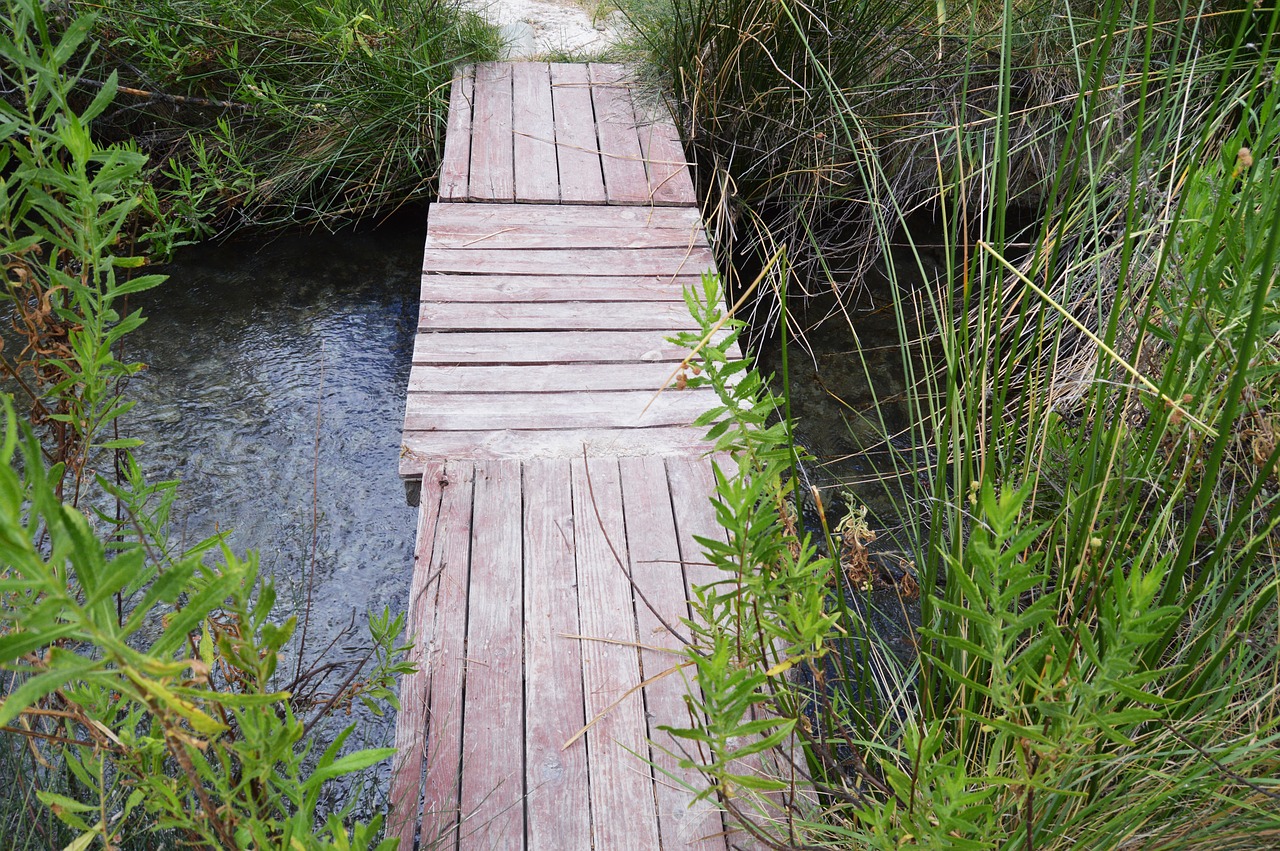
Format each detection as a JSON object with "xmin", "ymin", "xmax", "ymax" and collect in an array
[
  {"xmin": 419, "ymin": 461, "xmax": 476, "ymax": 849},
  {"xmin": 589, "ymin": 64, "xmax": 651, "ymax": 205},
  {"xmin": 412, "ymin": 330, "xmax": 717, "ymax": 364},
  {"xmin": 418, "ymin": 300, "xmax": 701, "ymax": 331},
  {"xmin": 512, "ymin": 62, "xmax": 559, "ymax": 203},
  {"xmin": 637, "ymin": 114, "xmax": 697, "ymax": 207},
  {"xmin": 407, "ymin": 362, "xmax": 688, "ymax": 394},
  {"xmin": 420, "ymin": 274, "xmax": 697, "ymax": 303},
  {"xmin": 522, "ymin": 459, "xmax": 593, "ymax": 850},
  {"xmin": 425, "ymin": 224, "xmax": 706, "ymax": 251},
  {"xmin": 619, "ymin": 457, "xmax": 729, "ymax": 850},
  {"xmin": 469, "ymin": 63, "xmax": 515, "ymax": 202},
  {"xmin": 550, "ymin": 63, "xmax": 607, "ymax": 204},
  {"xmin": 439, "ymin": 67, "xmax": 474, "ymax": 201},
  {"xmin": 458, "ymin": 460, "xmax": 525, "ymax": 850},
  {"xmin": 571, "ymin": 458, "xmax": 661, "ymax": 850},
  {"xmin": 404, "ymin": 388, "xmax": 720, "ymax": 431},
  {"xmin": 422, "ymin": 246, "xmax": 715, "ymax": 276},
  {"xmin": 398, "ymin": 428, "xmax": 710, "ymax": 476},
  {"xmin": 389, "ymin": 459, "xmax": 449, "ymax": 850},
  {"xmin": 427, "ymin": 202, "xmax": 701, "ymax": 229}
]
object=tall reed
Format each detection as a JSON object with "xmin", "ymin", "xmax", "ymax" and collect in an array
[{"xmin": 647, "ymin": 0, "xmax": 1280, "ymax": 846}]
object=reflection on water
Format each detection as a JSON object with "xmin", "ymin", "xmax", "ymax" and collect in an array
[{"xmin": 118, "ymin": 218, "xmax": 423, "ymax": 802}]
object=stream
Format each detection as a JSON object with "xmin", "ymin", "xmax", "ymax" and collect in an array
[{"xmin": 118, "ymin": 216, "xmax": 424, "ymax": 808}]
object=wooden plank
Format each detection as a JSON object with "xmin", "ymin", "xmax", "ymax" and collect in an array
[
  {"xmin": 419, "ymin": 300, "xmax": 700, "ymax": 331},
  {"xmin": 419, "ymin": 461, "xmax": 476, "ymax": 848},
  {"xmin": 638, "ymin": 114, "xmax": 698, "ymax": 207},
  {"xmin": 420, "ymin": 274, "xmax": 698, "ymax": 303},
  {"xmin": 511, "ymin": 62, "xmax": 560, "ymax": 204},
  {"xmin": 439, "ymin": 66, "xmax": 474, "ymax": 201},
  {"xmin": 589, "ymin": 64, "xmax": 652, "ymax": 205},
  {"xmin": 522, "ymin": 459, "xmax": 592, "ymax": 850},
  {"xmin": 551, "ymin": 63, "xmax": 607, "ymax": 204},
  {"xmin": 571, "ymin": 457, "xmax": 662, "ymax": 850},
  {"xmin": 668, "ymin": 457, "xmax": 789, "ymax": 851},
  {"xmin": 469, "ymin": 63, "xmax": 515, "ymax": 202},
  {"xmin": 422, "ymin": 246, "xmax": 716, "ymax": 276},
  {"xmin": 412, "ymin": 330, "xmax": 715, "ymax": 364},
  {"xmin": 389, "ymin": 459, "xmax": 449, "ymax": 849},
  {"xmin": 427, "ymin": 202, "xmax": 701, "ymax": 230},
  {"xmin": 425, "ymin": 224, "xmax": 706, "ymax": 250},
  {"xmin": 399, "ymin": 428, "xmax": 710, "ymax": 477},
  {"xmin": 457, "ymin": 460, "xmax": 525, "ymax": 849},
  {"xmin": 408, "ymin": 362, "xmax": 686, "ymax": 394},
  {"xmin": 619, "ymin": 457, "xmax": 729, "ymax": 850},
  {"xmin": 404, "ymin": 388, "xmax": 720, "ymax": 431}
]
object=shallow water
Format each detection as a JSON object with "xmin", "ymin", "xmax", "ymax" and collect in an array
[{"xmin": 117, "ymin": 219, "xmax": 424, "ymax": 798}]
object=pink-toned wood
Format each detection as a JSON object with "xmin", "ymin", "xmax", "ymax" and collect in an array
[
  {"xmin": 637, "ymin": 115, "xmax": 698, "ymax": 207},
  {"xmin": 418, "ymin": 300, "xmax": 700, "ymax": 331},
  {"xmin": 619, "ymin": 457, "xmax": 729, "ymax": 850},
  {"xmin": 404, "ymin": 388, "xmax": 720, "ymax": 431},
  {"xmin": 469, "ymin": 63, "xmax": 515, "ymax": 202},
  {"xmin": 439, "ymin": 67, "xmax": 474, "ymax": 201},
  {"xmin": 425, "ymin": 224, "xmax": 706, "ymax": 250},
  {"xmin": 398, "ymin": 428, "xmax": 710, "ymax": 477},
  {"xmin": 550, "ymin": 64, "xmax": 607, "ymax": 204},
  {"xmin": 421, "ymin": 246, "xmax": 715, "ymax": 276},
  {"xmin": 407, "ymin": 362, "xmax": 687, "ymax": 394},
  {"xmin": 420, "ymin": 274, "xmax": 697, "ymax": 303},
  {"xmin": 389, "ymin": 459, "xmax": 449, "ymax": 849},
  {"xmin": 427, "ymin": 202, "xmax": 701, "ymax": 230},
  {"xmin": 570, "ymin": 457, "xmax": 662, "ymax": 850},
  {"xmin": 457, "ymin": 460, "xmax": 525, "ymax": 850},
  {"xmin": 522, "ymin": 459, "xmax": 593, "ymax": 850},
  {"xmin": 511, "ymin": 62, "xmax": 560, "ymax": 203},
  {"xmin": 412, "ymin": 330, "xmax": 715, "ymax": 364},
  {"xmin": 666, "ymin": 457, "xmax": 791, "ymax": 851},
  {"xmin": 419, "ymin": 461, "xmax": 477, "ymax": 848},
  {"xmin": 589, "ymin": 64, "xmax": 652, "ymax": 205}
]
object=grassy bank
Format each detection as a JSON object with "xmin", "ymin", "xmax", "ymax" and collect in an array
[
  {"xmin": 639, "ymin": 0, "xmax": 1280, "ymax": 846},
  {"xmin": 68, "ymin": 0, "xmax": 499, "ymax": 241}
]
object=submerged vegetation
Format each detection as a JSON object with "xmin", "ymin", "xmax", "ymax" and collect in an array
[{"xmin": 644, "ymin": 0, "xmax": 1280, "ymax": 846}]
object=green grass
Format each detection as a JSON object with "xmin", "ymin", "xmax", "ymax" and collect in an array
[
  {"xmin": 74, "ymin": 0, "xmax": 501, "ymax": 236},
  {"xmin": 637, "ymin": 0, "xmax": 1280, "ymax": 846}
]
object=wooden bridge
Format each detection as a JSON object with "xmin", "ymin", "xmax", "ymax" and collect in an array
[{"xmin": 390, "ymin": 62, "xmax": 753, "ymax": 850}]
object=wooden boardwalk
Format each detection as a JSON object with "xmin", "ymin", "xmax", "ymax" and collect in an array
[{"xmin": 392, "ymin": 63, "xmax": 749, "ymax": 850}]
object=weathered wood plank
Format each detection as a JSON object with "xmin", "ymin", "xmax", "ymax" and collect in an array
[
  {"xmin": 413, "ymin": 330, "xmax": 715, "ymax": 364},
  {"xmin": 427, "ymin": 202, "xmax": 701, "ymax": 230},
  {"xmin": 458, "ymin": 460, "xmax": 525, "ymax": 850},
  {"xmin": 551, "ymin": 63, "xmax": 607, "ymax": 204},
  {"xmin": 571, "ymin": 458, "xmax": 662, "ymax": 850},
  {"xmin": 589, "ymin": 64, "xmax": 652, "ymax": 205},
  {"xmin": 619, "ymin": 457, "xmax": 729, "ymax": 850},
  {"xmin": 512, "ymin": 62, "xmax": 559, "ymax": 204},
  {"xmin": 407, "ymin": 362, "xmax": 686, "ymax": 394},
  {"xmin": 422, "ymin": 246, "xmax": 715, "ymax": 276},
  {"xmin": 420, "ymin": 274, "xmax": 697, "ymax": 303},
  {"xmin": 419, "ymin": 461, "xmax": 477, "ymax": 848},
  {"xmin": 439, "ymin": 66, "xmax": 474, "ymax": 201},
  {"xmin": 522, "ymin": 459, "xmax": 593, "ymax": 850},
  {"xmin": 404, "ymin": 388, "xmax": 719, "ymax": 431},
  {"xmin": 399, "ymin": 428, "xmax": 709, "ymax": 477},
  {"xmin": 425, "ymin": 224, "xmax": 706, "ymax": 250},
  {"xmin": 418, "ymin": 300, "xmax": 700, "ymax": 331},
  {"xmin": 637, "ymin": 115, "xmax": 698, "ymax": 207},
  {"xmin": 389, "ymin": 459, "xmax": 449, "ymax": 849},
  {"xmin": 469, "ymin": 63, "xmax": 515, "ymax": 202}
]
